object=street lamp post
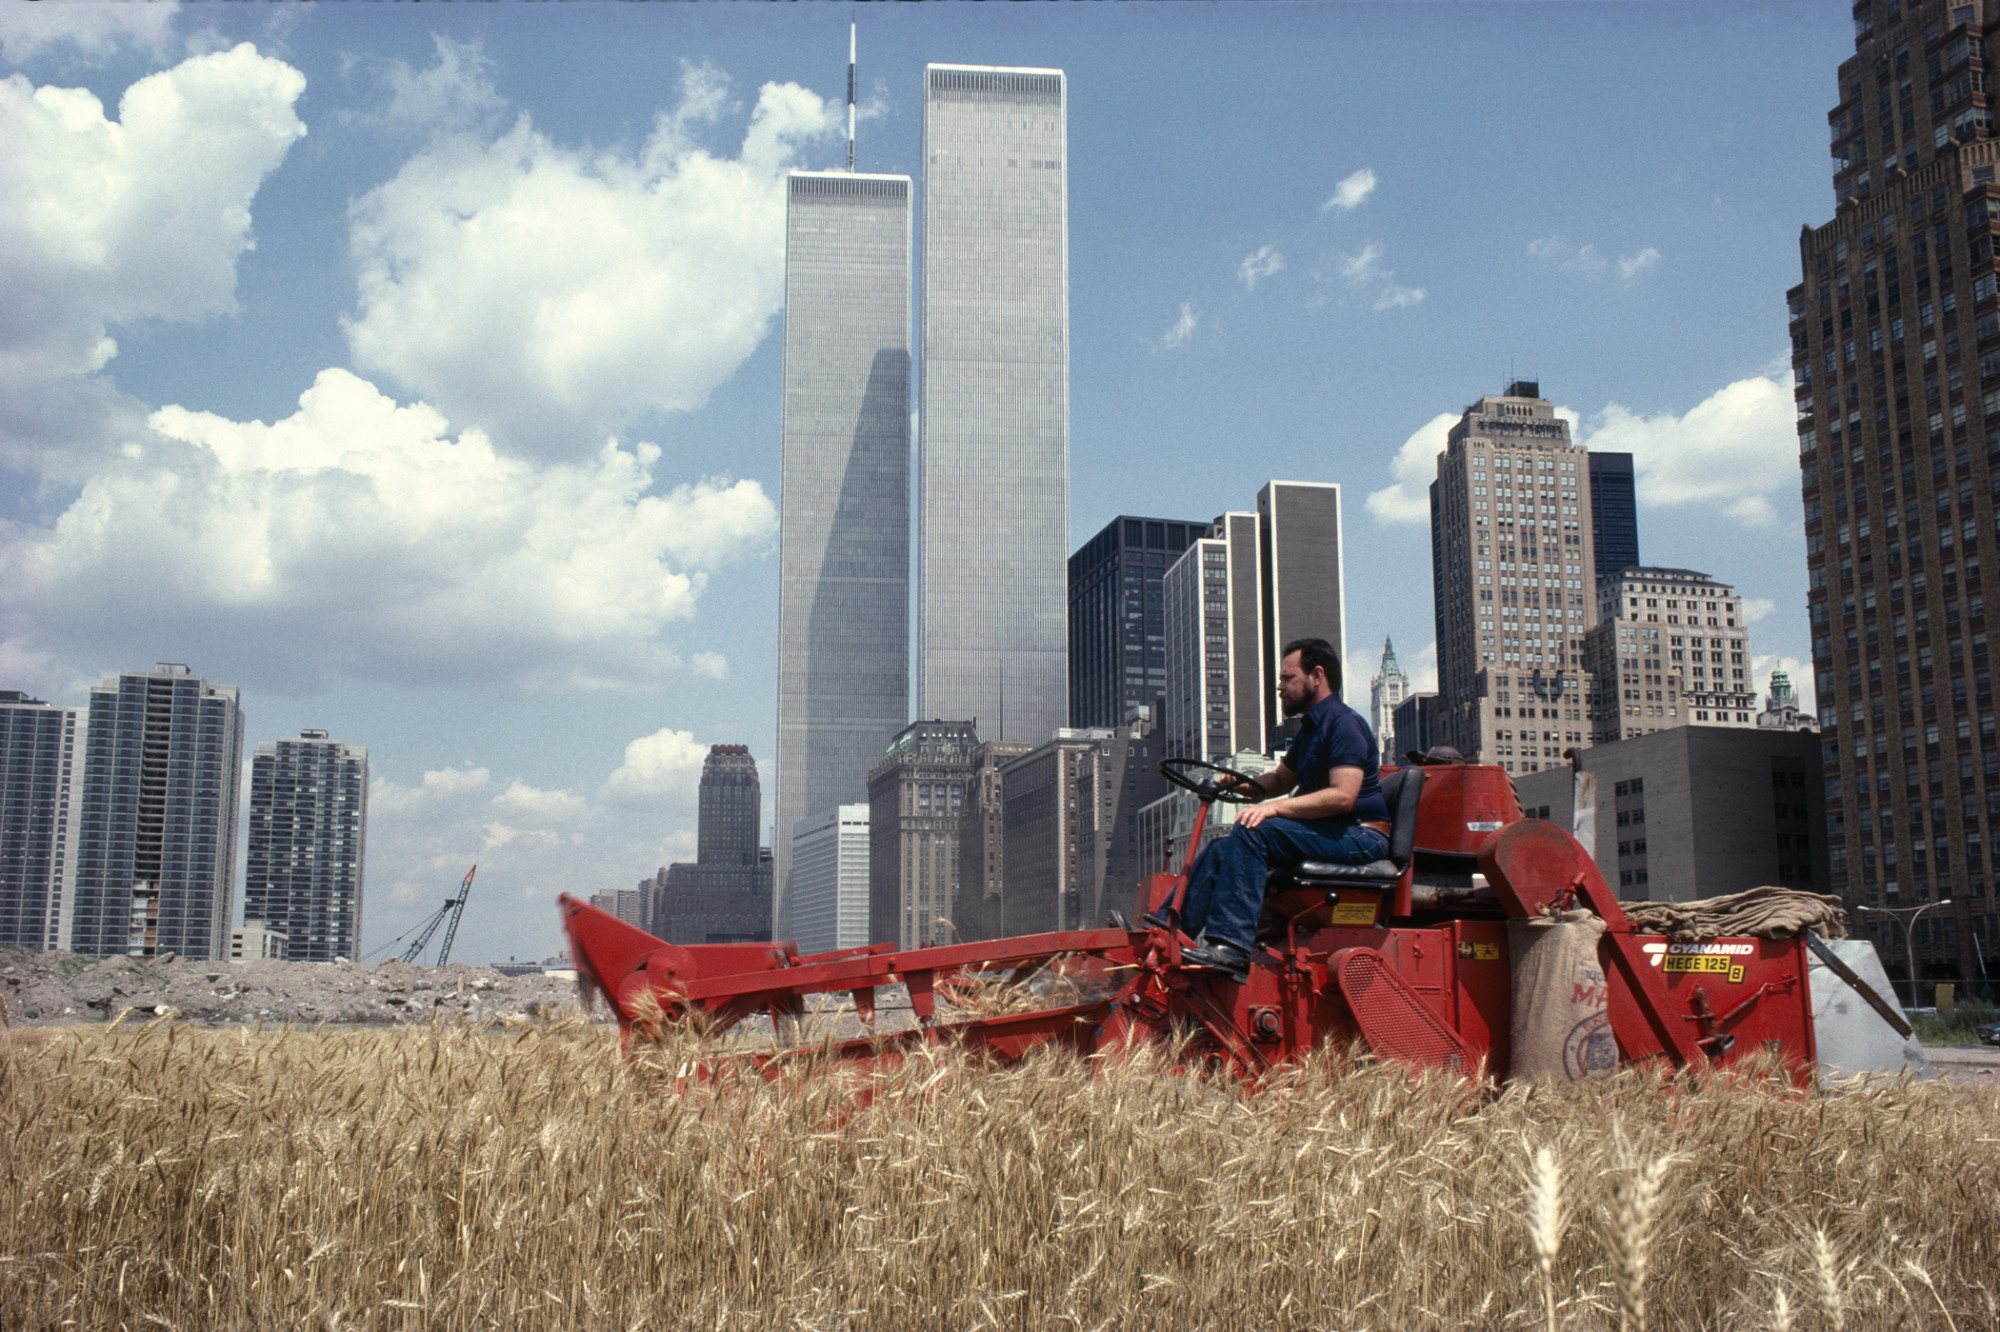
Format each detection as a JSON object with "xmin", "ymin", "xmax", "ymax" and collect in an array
[{"xmin": 1858, "ymin": 898, "xmax": 1954, "ymax": 1008}]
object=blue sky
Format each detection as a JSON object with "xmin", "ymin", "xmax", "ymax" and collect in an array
[{"xmin": 0, "ymin": 2, "xmax": 1849, "ymax": 964}]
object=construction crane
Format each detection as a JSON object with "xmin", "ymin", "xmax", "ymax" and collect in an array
[{"xmin": 401, "ymin": 865, "xmax": 476, "ymax": 966}]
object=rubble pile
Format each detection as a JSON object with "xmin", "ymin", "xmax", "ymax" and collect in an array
[{"xmin": 0, "ymin": 949, "xmax": 588, "ymax": 1028}]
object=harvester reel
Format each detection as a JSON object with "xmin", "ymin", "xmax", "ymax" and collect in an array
[{"xmin": 1158, "ymin": 757, "xmax": 1264, "ymax": 804}]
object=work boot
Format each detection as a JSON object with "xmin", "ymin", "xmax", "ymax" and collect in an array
[{"xmin": 1179, "ymin": 937, "xmax": 1251, "ymax": 983}]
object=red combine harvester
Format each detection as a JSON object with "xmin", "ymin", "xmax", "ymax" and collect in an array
[{"xmin": 559, "ymin": 757, "xmax": 1820, "ymax": 1082}]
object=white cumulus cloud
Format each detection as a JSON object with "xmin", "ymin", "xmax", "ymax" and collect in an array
[
  {"xmin": 1364, "ymin": 411, "xmax": 1458, "ymax": 525},
  {"xmin": 343, "ymin": 63, "xmax": 836, "ymax": 456},
  {"xmin": 602, "ymin": 726, "xmax": 709, "ymax": 801},
  {"xmin": 1238, "ymin": 245, "xmax": 1284, "ymax": 291},
  {"xmin": 0, "ymin": 368, "xmax": 776, "ymax": 692},
  {"xmin": 0, "ymin": 44, "xmax": 306, "ymax": 389},
  {"xmin": 1742, "ymin": 597, "xmax": 1777, "ymax": 623},
  {"xmin": 1579, "ymin": 373, "xmax": 1798, "ymax": 525},
  {"xmin": 1322, "ymin": 167, "xmax": 1376, "ymax": 213},
  {"xmin": 1157, "ymin": 302, "xmax": 1198, "ymax": 350}
]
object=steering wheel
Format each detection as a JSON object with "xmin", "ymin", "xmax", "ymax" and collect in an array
[{"xmin": 1159, "ymin": 757, "xmax": 1264, "ymax": 804}]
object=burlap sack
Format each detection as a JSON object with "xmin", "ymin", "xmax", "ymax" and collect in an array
[{"xmin": 1508, "ymin": 910, "xmax": 1617, "ymax": 1082}]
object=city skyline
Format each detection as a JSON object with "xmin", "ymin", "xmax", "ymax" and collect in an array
[{"xmin": 0, "ymin": 6, "xmax": 1848, "ymax": 964}]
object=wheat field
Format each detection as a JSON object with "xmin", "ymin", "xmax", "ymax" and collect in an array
[{"xmin": 1, "ymin": 1015, "xmax": 1996, "ymax": 1331}]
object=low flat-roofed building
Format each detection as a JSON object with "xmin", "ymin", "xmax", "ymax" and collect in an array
[{"xmin": 1513, "ymin": 726, "xmax": 1828, "ymax": 903}]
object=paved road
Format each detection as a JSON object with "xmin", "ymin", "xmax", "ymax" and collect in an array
[{"xmin": 1923, "ymin": 1043, "xmax": 2000, "ymax": 1084}]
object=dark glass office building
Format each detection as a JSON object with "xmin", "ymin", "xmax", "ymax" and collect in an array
[
  {"xmin": 1068, "ymin": 516, "xmax": 1206, "ymax": 729},
  {"xmin": 1588, "ymin": 451, "xmax": 1640, "ymax": 584}
]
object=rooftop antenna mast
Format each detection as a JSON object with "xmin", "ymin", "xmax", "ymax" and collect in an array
[{"xmin": 846, "ymin": 23, "xmax": 857, "ymax": 172}]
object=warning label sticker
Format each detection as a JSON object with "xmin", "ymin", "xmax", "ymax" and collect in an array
[{"xmin": 1329, "ymin": 901, "xmax": 1379, "ymax": 926}]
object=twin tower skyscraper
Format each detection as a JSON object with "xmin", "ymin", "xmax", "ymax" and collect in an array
[{"xmin": 773, "ymin": 64, "xmax": 1069, "ymax": 930}]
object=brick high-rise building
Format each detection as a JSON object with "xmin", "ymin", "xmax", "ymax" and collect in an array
[
  {"xmin": 918, "ymin": 66, "xmax": 1069, "ymax": 747},
  {"xmin": 243, "ymin": 729, "xmax": 369, "ymax": 963},
  {"xmin": 1068, "ymin": 515, "xmax": 1206, "ymax": 730},
  {"xmin": 1429, "ymin": 383, "xmax": 1597, "ymax": 774},
  {"xmin": 1583, "ymin": 567, "xmax": 1756, "ymax": 743},
  {"xmin": 773, "ymin": 169, "xmax": 911, "ymax": 939},
  {"xmin": 1796, "ymin": 0, "xmax": 2000, "ymax": 986}
]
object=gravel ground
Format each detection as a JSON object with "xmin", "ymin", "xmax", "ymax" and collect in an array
[{"xmin": 0, "ymin": 947, "xmax": 592, "ymax": 1028}]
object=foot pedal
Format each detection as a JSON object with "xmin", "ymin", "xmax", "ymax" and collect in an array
[{"xmin": 1330, "ymin": 947, "xmax": 1475, "ymax": 1075}]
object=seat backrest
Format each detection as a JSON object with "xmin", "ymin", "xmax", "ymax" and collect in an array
[{"xmin": 1378, "ymin": 767, "xmax": 1426, "ymax": 868}]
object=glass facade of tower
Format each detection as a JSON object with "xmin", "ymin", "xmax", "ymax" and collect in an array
[
  {"xmin": 70, "ymin": 664, "xmax": 243, "ymax": 960},
  {"xmin": 1587, "ymin": 452, "xmax": 1640, "ymax": 586},
  {"xmin": 244, "ymin": 730, "xmax": 368, "ymax": 963},
  {"xmin": 919, "ymin": 65, "xmax": 1069, "ymax": 745},
  {"xmin": 774, "ymin": 171, "xmax": 912, "ymax": 936},
  {"xmin": 0, "ymin": 692, "xmax": 84, "ymax": 950},
  {"xmin": 1796, "ymin": 0, "xmax": 2000, "ymax": 985},
  {"xmin": 1067, "ymin": 515, "xmax": 1205, "ymax": 730}
]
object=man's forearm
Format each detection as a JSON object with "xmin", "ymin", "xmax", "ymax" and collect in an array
[{"xmin": 1262, "ymin": 786, "xmax": 1356, "ymax": 821}]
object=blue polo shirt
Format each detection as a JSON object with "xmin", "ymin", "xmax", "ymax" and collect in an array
[{"xmin": 1281, "ymin": 693, "xmax": 1389, "ymax": 824}]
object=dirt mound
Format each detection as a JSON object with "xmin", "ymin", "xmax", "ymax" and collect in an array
[{"xmin": 0, "ymin": 947, "xmax": 587, "ymax": 1027}]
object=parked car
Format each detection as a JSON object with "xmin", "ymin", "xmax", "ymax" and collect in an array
[{"xmin": 1977, "ymin": 1021, "xmax": 2000, "ymax": 1047}]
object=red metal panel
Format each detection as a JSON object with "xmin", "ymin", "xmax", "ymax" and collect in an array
[
  {"xmin": 1399, "ymin": 763, "xmax": 1521, "ymax": 857},
  {"xmin": 1449, "ymin": 920, "xmax": 1511, "ymax": 1079}
]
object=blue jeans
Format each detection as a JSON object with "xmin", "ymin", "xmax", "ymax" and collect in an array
[{"xmin": 1178, "ymin": 817, "xmax": 1390, "ymax": 952}]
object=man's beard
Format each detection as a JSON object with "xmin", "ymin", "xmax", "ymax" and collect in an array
[{"xmin": 1281, "ymin": 691, "xmax": 1306, "ymax": 718}]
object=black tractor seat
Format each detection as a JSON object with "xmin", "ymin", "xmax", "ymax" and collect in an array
[{"xmin": 1293, "ymin": 858, "xmax": 1402, "ymax": 887}]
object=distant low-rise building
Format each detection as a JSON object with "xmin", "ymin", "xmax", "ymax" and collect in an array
[
  {"xmin": 996, "ymin": 717, "xmax": 1167, "ymax": 937},
  {"xmin": 954, "ymin": 738, "xmax": 1034, "ymax": 941},
  {"xmin": 1390, "ymin": 691, "xmax": 1440, "ymax": 762},
  {"xmin": 1513, "ymin": 726, "xmax": 1828, "ymax": 902},
  {"xmin": 230, "ymin": 921, "xmax": 286, "ymax": 961},
  {"xmin": 787, "ymin": 804, "xmax": 871, "ymax": 954},
  {"xmin": 590, "ymin": 888, "xmax": 645, "ymax": 927}
]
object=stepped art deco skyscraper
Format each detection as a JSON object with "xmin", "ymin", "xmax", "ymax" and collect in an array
[
  {"xmin": 1796, "ymin": 0, "xmax": 2000, "ymax": 987},
  {"xmin": 773, "ymin": 168, "xmax": 912, "ymax": 935},
  {"xmin": 919, "ymin": 65, "xmax": 1070, "ymax": 744}
]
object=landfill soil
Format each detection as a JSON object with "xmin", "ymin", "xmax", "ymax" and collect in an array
[{"xmin": 0, "ymin": 947, "xmax": 591, "ymax": 1029}]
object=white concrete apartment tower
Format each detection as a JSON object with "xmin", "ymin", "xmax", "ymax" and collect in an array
[
  {"xmin": 774, "ymin": 170, "xmax": 912, "ymax": 936},
  {"xmin": 919, "ymin": 65, "xmax": 1070, "ymax": 744}
]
